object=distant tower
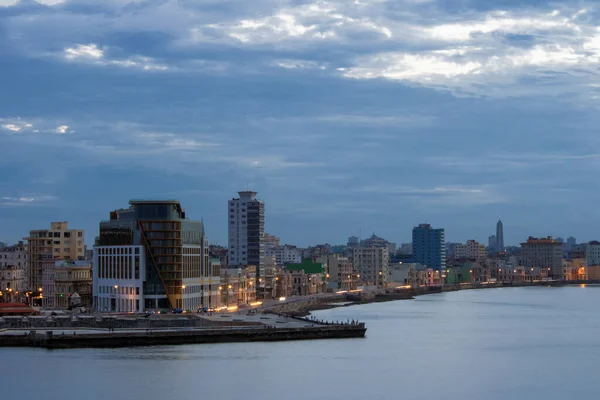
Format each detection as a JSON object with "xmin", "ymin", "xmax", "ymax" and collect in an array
[
  {"xmin": 228, "ymin": 191, "xmax": 265, "ymax": 294},
  {"xmin": 496, "ymin": 219, "xmax": 504, "ymax": 252}
]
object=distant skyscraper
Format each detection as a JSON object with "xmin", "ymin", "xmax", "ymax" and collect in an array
[
  {"xmin": 228, "ymin": 191, "xmax": 265, "ymax": 292},
  {"xmin": 566, "ymin": 237, "xmax": 577, "ymax": 253},
  {"xmin": 496, "ymin": 220, "xmax": 504, "ymax": 252},
  {"xmin": 488, "ymin": 235, "xmax": 497, "ymax": 251},
  {"xmin": 412, "ymin": 224, "xmax": 446, "ymax": 270}
]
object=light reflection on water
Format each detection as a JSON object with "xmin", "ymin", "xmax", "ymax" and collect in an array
[{"xmin": 2, "ymin": 286, "xmax": 600, "ymax": 400}]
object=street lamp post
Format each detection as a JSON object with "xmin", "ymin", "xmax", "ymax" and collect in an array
[
  {"xmin": 114, "ymin": 284, "xmax": 119, "ymax": 312},
  {"xmin": 181, "ymin": 285, "xmax": 186, "ymax": 310}
]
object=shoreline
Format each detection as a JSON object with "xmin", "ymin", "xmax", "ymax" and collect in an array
[{"xmin": 273, "ymin": 280, "xmax": 596, "ymax": 317}]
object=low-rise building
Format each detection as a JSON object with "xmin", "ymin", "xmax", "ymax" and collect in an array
[
  {"xmin": 43, "ymin": 260, "xmax": 92, "ymax": 309},
  {"xmin": 285, "ymin": 259, "xmax": 327, "ymax": 295},
  {"xmin": 407, "ymin": 266, "xmax": 441, "ymax": 287},
  {"xmin": 562, "ymin": 259, "xmax": 588, "ymax": 281},
  {"xmin": 316, "ymin": 254, "xmax": 356, "ymax": 291},
  {"xmin": 275, "ymin": 268, "xmax": 293, "ymax": 298},
  {"xmin": 388, "ymin": 262, "xmax": 423, "ymax": 286},
  {"xmin": 219, "ymin": 266, "xmax": 256, "ymax": 306}
]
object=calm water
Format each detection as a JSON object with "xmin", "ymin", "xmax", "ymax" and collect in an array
[{"xmin": 2, "ymin": 286, "xmax": 600, "ymax": 400}]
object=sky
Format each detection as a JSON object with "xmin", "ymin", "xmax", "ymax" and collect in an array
[{"xmin": 1, "ymin": 0, "xmax": 600, "ymax": 248}]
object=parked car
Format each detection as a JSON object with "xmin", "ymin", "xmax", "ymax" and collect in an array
[{"xmin": 172, "ymin": 308, "xmax": 183, "ymax": 314}]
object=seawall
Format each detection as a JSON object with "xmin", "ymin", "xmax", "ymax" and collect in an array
[{"xmin": 0, "ymin": 325, "xmax": 367, "ymax": 349}]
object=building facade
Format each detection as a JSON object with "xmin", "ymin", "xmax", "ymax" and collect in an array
[
  {"xmin": 586, "ymin": 241, "xmax": 600, "ymax": 266},
  {"xmin": 352, "ymin": 247, "xmax": 389, "ymax": 287},
  {"xmin": 25, "ymin": 222, "xmax": 85, "ymax": 294},
  {"xmin": 520, "ymin": 236, "xmax": 563, "ymax": 278},
  {"xmin": 93, "ymin": 200, "xmax": 219, "ymax": 312},
  {"xmin": 455, "ymin": 240, "xmax": 486, "ymax": 261},
  {"xmin": 228, "ymin": 191, "xmax": 265, "ymax": 292},
  {"xmin": 317, "ymin": 254, "xmax": 356, "ymax": 291},
  {"xmin": 43, "ymin": 260, "xmax": 92, "ymax": 309},
  {"xmin": 412, "ymin": 224, "xmax": 446, "ymax": 270}
]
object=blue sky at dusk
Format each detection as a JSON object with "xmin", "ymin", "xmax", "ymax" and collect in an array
[{"xmin": 1, "ymin": 0, "xmax": 600, "ymax": 247}]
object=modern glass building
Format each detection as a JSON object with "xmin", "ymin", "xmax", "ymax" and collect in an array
[
  {"xmin": 93, "ymin": 200, "xmax": 219, "ymax": 312},
  {"xmin": 412, "ymin": 224, "xmax": 446, "ymax": 270}
]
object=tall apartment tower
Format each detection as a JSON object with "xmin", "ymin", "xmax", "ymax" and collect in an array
[
  {"xmin": 228, "ymin": 191, "xmax": 265, "ymax": 293},
  {"xmin": 93, "ymin": 200, "xmax": 219, "ymax": 312},
  {"xmin": 25, "ymin": 222, "xmax": 85, "ymax": 293},
  {"xmin": 412, "ymin": 224, "xmax": 446, "ymax": 270},
  {"xmin": 496, "ymin": 219, "xmax": 504, "ymax": 252}
]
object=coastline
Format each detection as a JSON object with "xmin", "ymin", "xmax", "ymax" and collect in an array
[{"xmin": 272, "ymin": 279, "xmax": 597, "ymax": 317}]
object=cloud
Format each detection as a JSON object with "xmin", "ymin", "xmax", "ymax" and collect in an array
[
  {"xmin": 272, "ymin": 59, "xmax": 327, "ymax": 70},
  {"xmin": 0, "ymin": 0, "xmax": 19, "ymax": 7},
  {"xmin": 1, "ymin": 119, "xmax": 34, "ymax": 133},
  {"xmin": 191, "ymin": 1, "xmax": 393, "ymax": 46},
  {"xmin": 0, "ymin": 195, "xmax": 58, "ymax": 207},
  {"xmin": 355, "ymin": 184, "xmax": 505, "ymax": 206},
  {"xmin": 35, "ymin": 0, "xmax": 65, "ymax": 5},
  {"xmin": 339, "ymin": 7, "xmax": 600, "ymax": 97},
  {"xmin": 63, "ymin": 44, "xmax": 169, "ymax": 71},
  {"xmin": 54, "ymin": 125, "xmax": 69, "ymax": 134}
]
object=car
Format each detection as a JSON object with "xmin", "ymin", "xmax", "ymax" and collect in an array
[{"xmin": 172, "ymin": 308, "xmax": 183, "ymax": 314}]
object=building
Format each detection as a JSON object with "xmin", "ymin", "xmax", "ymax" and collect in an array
[
  {"xmin": 388, "ymin": 262, "xmax": 422, "ymax": 286},
  {"xmin": 317, "ymin": 254, "xmax": 356, "ymax": 291},
  {"xmin": 488, "ymin": 235, "xmax": 497, "ymax": 252},
  {"xmin": 43, "ymin": 260, "xmax": 92, "ymax": 309},
  {"xmin": 264, "ymin": 233, "xmax": 280, "ymax": 260},
  {"xmin": 0, "ymin": 242, "xmax": 27, "ymax": 302},
  {"xmin": 496, "ymin": 220, "xmax": 504, "ymax": 252},
  {"xmin": 25, "ymin": 222, "xmax": 85, "ymax": 294},
  {"xmin": 347, "ymin": 236, "xmax": 360, "ymax": 249},
  {"xmin": 455, "ymin": 240, "xmax": 486, "ymax": 261},
  {"xmin": 562, "ymin": 259, "xmax": 587, "ymax": 281},
  {"xmin": 412, "ymin": 224, "xmax": 446, "ymax": 270},
  {"xmin": 586, "ymin": 241, "xmax": 600, "ymax": 266},
  {"xmin": 219, "ymin": 266, "xmax": 256, "ymax": 306},
  {"xmin": 520, "ymin": 236, "xmax": 563, "ymax": 278},
  {"xmin": 285, "ymin": 260, "xmax": 327, "ymax": 295},
  {"xmin": 260, "ymin": 255, "xmax": 277, "ymax": 299},
  {"xmin": 352, "ymin": 247, "xmax": 389, "ymax": 287},
  {"xmin": 0, "ymin": 241, "xmax": 27, "ymax": 269},
  {"xmin": 275, "ymin": 267, "xmax": 293, "ymax": 298},
  {"xmin": 398, "ymin": 243, "xmax": 412, "ymax": 255},
  {"xmin": 566, "ymin": 237, "xmax": 577, "ymax": 253},
  {"xmin": 273, "ymin": 245, "xmax": 302, "ymax": 266},
  {"xmin": 228, "ymin": 191, "xmax": 265, "ymax": 293},
  {"xmin": 93, "ymin": 200, "xmax": 219, "ymax": 312},
  {"xmin": 363, "ymin": 234, "xmax": 396, "ymax": 253}
]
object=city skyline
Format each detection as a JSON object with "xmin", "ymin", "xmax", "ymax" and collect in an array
[{"xmin": 3, "ymin": 0, "xmax": 600, "ymax": 247}]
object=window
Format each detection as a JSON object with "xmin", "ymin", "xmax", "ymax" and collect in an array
[
  {"xmin": 64, "ymin": 232, "xmax": 71, "ymax": 238},
  {"xmin": 78, "ymin": 232, "xmax": 83, "ymax": 237}
]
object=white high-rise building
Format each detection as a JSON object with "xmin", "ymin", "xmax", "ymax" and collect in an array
[{"xmin": 228, "ymin": 191, "xmax": 265, "ymax": 284}]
